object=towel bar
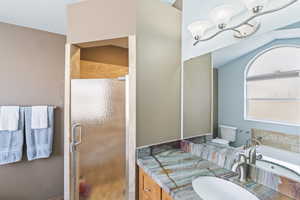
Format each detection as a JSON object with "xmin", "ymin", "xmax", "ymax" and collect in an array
[{"xmin": 0, "ymin": 105, "xmax": 57, "ymax": 109}]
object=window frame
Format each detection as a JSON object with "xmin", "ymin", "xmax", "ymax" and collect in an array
[{"xmin": 244, "ymin": 44, "xmax": 300, "ymax": 127}]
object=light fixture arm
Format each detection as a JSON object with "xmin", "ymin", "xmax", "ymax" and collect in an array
[
  {"xmin": 193, "ymin": 0, "xmax": 298, "ymax": 46},
  {"xmin": 245, "ymin": 22, "xmax": 254, "ymax": 27}
]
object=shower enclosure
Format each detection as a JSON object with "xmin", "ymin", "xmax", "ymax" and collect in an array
[
  {"xmin": 65, "ymin": 37, "xmax": 136, "ymax": 200},
  {"xmin": 70, "ymin": 79, "xmax": 126, "ymax": 200}
]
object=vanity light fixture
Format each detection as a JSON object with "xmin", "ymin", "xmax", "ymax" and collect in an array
[
  {"xmin": 189, "ymin": 0, "xmax": 298, "ymax": 45},
  {"xmin": 188, "ymin": 21, "xmax": 212, "ymax": 40},
  {"xmin": 242, "ymin": 0, "xmax": 269, "ymax": 13},
  {"xmin": 210, "ymin": 5, "xmax": 238, "ymax": 30}
]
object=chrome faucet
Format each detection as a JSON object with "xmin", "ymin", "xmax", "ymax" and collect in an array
[
  {"xmin": 243, "ymin": 136, "xmax": 263, "ymax": 165},
  {"xmin": 232, "ymin": 154, "xmax": 248, "ymax": 182},
  {"xmin": 248, "ymin": 147, "xmax": 257, "ymax": 165},
  {"xmin": 248, "ymin": 136, "xmax": 263, "ymax": 164}
]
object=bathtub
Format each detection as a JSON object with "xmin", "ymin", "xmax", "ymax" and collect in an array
[{"xmin": 256, "ymin": 145, "xmax": 300, "ymax": 182}]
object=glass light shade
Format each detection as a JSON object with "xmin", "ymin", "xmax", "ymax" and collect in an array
[
  {"xmin": 188, "ymin": 21, "xmax": 212, "ymax": 40},
  {"xmin": 209, "ymin": 5, "xmax": 237, "ymax": 29},
  {"xmin": 241, "ymin": 0, "xmax": 269, "ymax": 11},
  {"xmin": 160, "ymin": 0, "xmax": 176, "ymax": 5}
]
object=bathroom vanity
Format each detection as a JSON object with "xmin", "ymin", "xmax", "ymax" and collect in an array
[
  {"xmin": 139, "ymin": 168, "xmax": 172, "ymax": 200},
  {"xmin": 137, "ymin": 136, "xmax": 296, "ymax": 200}
]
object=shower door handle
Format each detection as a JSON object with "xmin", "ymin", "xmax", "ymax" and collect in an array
[
  {"xmin": 71, "ymin": 123, "xmax": 82, "ymax": 152},
  {"xmin": 70, "ymin": 123, "xmax": 82, "ymax": 200}
]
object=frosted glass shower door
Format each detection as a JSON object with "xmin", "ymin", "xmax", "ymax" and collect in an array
[{"xmin": 71, "ymin": 79, "xmax": 125, "ymax": 200}]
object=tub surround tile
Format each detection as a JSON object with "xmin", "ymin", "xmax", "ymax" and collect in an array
[
  {"xmin": 183, "ymin": 134, "xmax": 213, "ymax": 144},
  {"xmin": 252, "ymin": 129, "xmax": 300, "ymax": 154},
  {"xmin": 181, "ymin": 139, "xmax": 243, "ymax": 171},
  {"xmin": 137, "ymin": 140, "xmax": 181, "ymax": 158},
  {"xmin": 250, "ymin": 165, "xmax": 300, "ymax": 199},
  {"xmin": 180, "ymin": 135, "xmax": 212, "ymax": 153},
  {"xmin": 180, "ymin": 140, "xmax": 191, "ymax": 153},
  {"xmin": 278, "ymin": 177, "xmax": 300, "ymax": 200}
]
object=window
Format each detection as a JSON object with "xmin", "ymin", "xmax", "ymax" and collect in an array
[{"xmin": 245, "ymin": 46, "xmax": 300, "ymax": 125}]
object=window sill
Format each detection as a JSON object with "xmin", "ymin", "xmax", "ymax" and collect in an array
[{"xmin": 244, "ymin": 118, "xmax": 300, "ymax": 127}]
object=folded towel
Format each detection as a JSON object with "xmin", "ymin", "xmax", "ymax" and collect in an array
[
  {"xmin": 0, "ymin": 108, "xmax": 24, "ymax": 165},
  {"xmin": 25, "ymin": 106, "xmax": 54, "ymax": 161},
  {"xmin": 0, "ymin": 106, "xmax": 20, "ymax": 131},
  {"xmin": 31, "ymin": 106, "xmax": 48, "ymax": 129}
]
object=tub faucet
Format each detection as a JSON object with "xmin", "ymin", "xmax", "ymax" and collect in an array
[
  {"xmin": 232, "ymin": 154, "xmax": 248, "ymax": 182},
  {"xmin": 252, "ymin": 136, "xmax": 263, "ymax": 146},
  {"xmin": 247, "ymin": 136, "xmax": 263, "ymax": 164}
]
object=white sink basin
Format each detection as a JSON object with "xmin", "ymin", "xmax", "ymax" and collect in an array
[{"xmin": 192, "ymin": 177, "xmax": 259, "ymax": 200}]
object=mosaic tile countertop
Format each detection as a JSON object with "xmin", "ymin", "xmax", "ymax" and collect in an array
[{"xmin": 137, "ymin": 148, "xmax": 294, "ymax": 200}]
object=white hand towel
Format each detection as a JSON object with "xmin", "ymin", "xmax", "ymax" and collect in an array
[
  {"xmin": 31, "ymin": 106, "xmax": 48, "ymax": 129},
  {"xmin": 0, "ymin": 106, "xmax": 20, "ymax": 131}
]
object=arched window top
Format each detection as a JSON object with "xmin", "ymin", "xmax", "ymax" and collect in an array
[
  {"xmin": 247, "ymin": 46, "xmax": 300, "ymax": 77},
  {"xmin": 245, "ymin": 45, "xmax": 300, "ymax": 126}
]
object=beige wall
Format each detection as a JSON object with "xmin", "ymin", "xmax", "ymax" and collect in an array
[
  {"xmin": 183, "ymin": 54, "xmax": 212, "ymax": 138},
  {"xmin": 0, "ymin": 22, "xmax": 65, "ymax": 200},
  {"xmin": 136, "ymin": 0, "xmax": 181, "ymax": 146},
  {"xmin": 67, "ymin": 0, "xmax": 181, "ymax": 147},
  {"xmin": 67, "ymin": 0, "xmax": 136, "ymax": 44}
]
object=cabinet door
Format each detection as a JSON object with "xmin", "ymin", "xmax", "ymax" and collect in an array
[
  {"xmin": 162, "ymin": 190, "xmax": 173, "ymax": 200},
  {"xmin": 139, "ymin": 168, "xmax": 161, "ymax": 200}
]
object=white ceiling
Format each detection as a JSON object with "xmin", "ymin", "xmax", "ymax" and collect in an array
[
  {"xmin": 0, "ymin": 0, "xmax": 81, "ymax": 35},
  {"xmin": 0, "ymin": 0, "xmax": 181, "ymax": 35}
]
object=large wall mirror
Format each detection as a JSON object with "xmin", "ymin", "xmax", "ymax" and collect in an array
[
  {"xmin": 182, "ymin": 23, "xmax": 300, "ymax": 183},
  {"xmin": 182, "ymin": 54, "xmax": 214, "ymax": 138}
]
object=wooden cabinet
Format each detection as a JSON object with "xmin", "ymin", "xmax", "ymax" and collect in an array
[
  {"xmin": 139, "ymin": 167, "xmax": 173, "ymax": 200},
  {"xmin": 162, "ymin": 190, "xmax": 173, "ymax": 200},
  {"xmin": 139, "ymin": 168, "xmax": 161, "ymax": 200}
]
